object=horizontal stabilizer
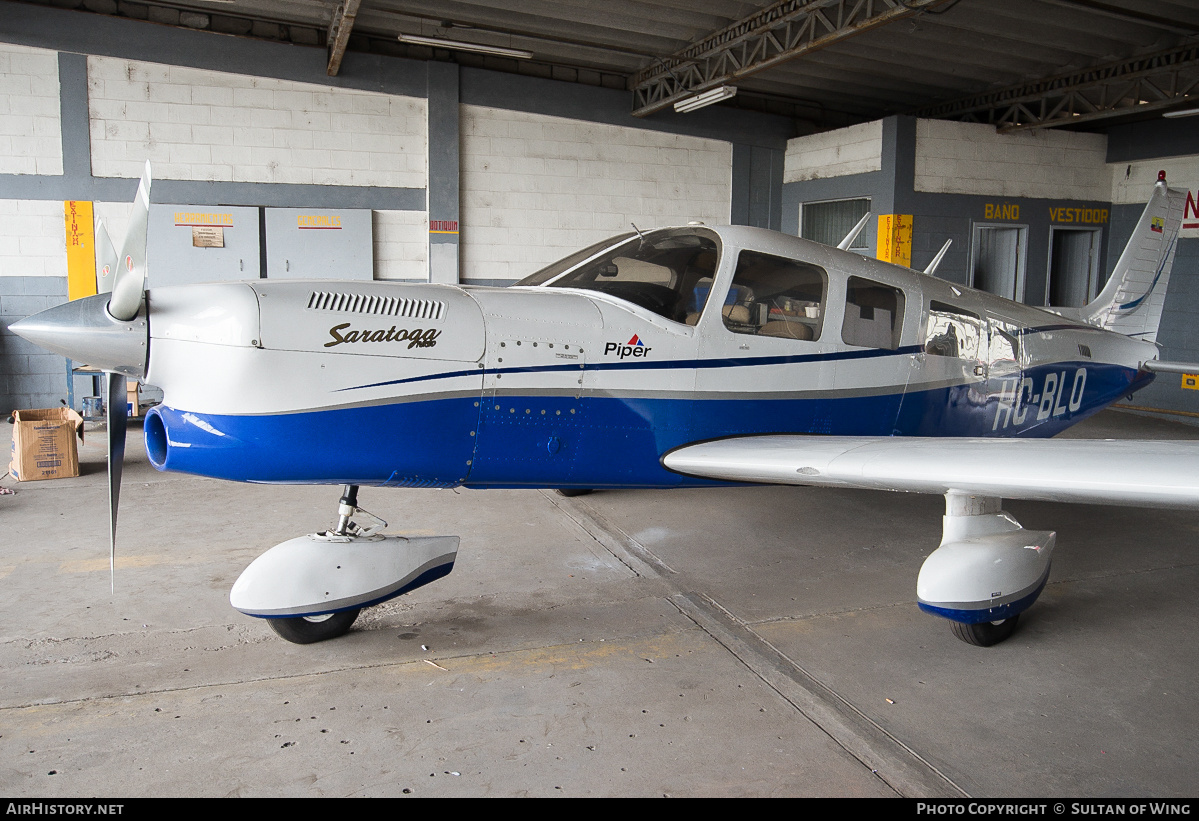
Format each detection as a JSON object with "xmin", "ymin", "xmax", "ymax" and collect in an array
[{"xmin": 664, "ymin": 435, "xmax": 1199, "ymax": 509}]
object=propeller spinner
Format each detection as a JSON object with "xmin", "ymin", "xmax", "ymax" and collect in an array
[{"xmin": 8, "ymin": 161, "xmax": 152, "ymax": 590}]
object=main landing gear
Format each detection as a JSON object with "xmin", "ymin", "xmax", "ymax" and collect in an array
[
  {"xmin": 229, "ymin": 484, "xmax": 460, "ymax": 644},
  {"xmin": 917, "ymin": 493, "xmax": 1053, "ymax": 647}
]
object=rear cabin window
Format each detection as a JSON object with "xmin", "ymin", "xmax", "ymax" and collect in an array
[
  {"xmin": 842, "ymin": 277, "xmax": 904, "ymax": 350},
  {"xmin": 989, "ymin": 319, "xmax": 1022, "ymax": 368},
  {"xmin": 718, "ymin": 250, "xmax": 828, "ymax": 342},
  {"xmin": 924, "ymin": 301, "xmax": 984, "ymax": 360}
]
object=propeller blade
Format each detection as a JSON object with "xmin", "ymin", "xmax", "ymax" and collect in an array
[
  {"xmin": 108, "ymin": 161, "xmax": 152, "ymax": 322},
  {"xmin": 95, "ymin": 218, "xmax": 118, "ymax": 295},
  {"xmin": 107, "ymin": 371, "xmax": 128, "ymax": 593}
]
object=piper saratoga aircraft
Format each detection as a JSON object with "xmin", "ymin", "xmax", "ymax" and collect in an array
[{"xmin": 12, "ymin": 164, "xmax": 1199, "ymax": 646}]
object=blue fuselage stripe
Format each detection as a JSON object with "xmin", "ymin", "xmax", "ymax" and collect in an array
[{"xmin": 146, "ymin": 359, "xmax": 1146, "ymax": 489}]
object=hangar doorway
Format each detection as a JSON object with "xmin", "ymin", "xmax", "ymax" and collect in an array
[
  {"xmin": 1047, "ymin": 227, "xmax": 1101, "ymax": 307},
  {"xmin": 970, "ymin": 224, "xmax": 1027, "ymax": 302}
]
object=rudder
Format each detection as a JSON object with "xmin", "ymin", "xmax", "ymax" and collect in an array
[{"xmin": 1082, "ymin": 171, "xmax": 1184, "ymax": 342}]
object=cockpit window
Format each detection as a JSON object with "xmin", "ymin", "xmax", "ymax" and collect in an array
[
  {"xmin": 721, "ymin": 250, "xmax": 827, "ymax": 341},
  {"xmin": 516, "ymin": 229, "xmax": 720, "ymax": 323}
]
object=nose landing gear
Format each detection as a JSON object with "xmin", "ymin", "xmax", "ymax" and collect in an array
[{"xmin": 230, "ymin": 484, "xmax": 460, "ymax": 643}]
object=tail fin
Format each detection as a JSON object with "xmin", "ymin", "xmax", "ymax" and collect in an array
[{"xmin": 1083, "ymin": 171, "xmax": 1184, "ymax": 341}]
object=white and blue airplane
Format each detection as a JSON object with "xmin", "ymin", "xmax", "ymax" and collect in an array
[{"xmin": 12, "ymin": 164, "xmax": 1199, "ymax": 647}]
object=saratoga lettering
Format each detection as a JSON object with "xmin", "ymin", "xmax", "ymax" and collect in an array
[{"xmin": 324, "ymin": 323, "xmax": 440, "ymax": 349}]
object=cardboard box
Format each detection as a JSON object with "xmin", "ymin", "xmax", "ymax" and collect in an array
[
  {"xmin": 127, "ymin": 382, "xmax": 140, "ymax": 418},
  {"xmin": 9, "ymin": 408, "xmax": 83, "ymax": 482}
]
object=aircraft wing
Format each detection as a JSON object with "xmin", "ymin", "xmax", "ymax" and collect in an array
[{"xmin": 663, "ymin": 436, "xmax": 1199, "ymax": 509}]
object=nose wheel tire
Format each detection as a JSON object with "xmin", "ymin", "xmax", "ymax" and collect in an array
[
  {"xmin": 950, "ymin": 615, "xmax": 1019, "ymax": 647},
  {"xmin": 266, "ymin": 608, "xmax": 361, "ymax": 644}
]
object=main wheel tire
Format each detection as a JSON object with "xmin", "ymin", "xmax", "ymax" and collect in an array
[
  {"xmin": 950, "ymin": 615, "xmax": 1019, "ymax": 647},
  {"xmin": 267, "ymin": 608, "xmax": 361, "ymax": 644},
  {"xmin": 556, "ymin": 488, "xmax": 593, "ymax": 497}
]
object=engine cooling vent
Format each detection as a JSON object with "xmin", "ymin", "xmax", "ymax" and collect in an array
[{"xmin": 306, "ymin": 290, "xmax": 446, "ymax": 321}]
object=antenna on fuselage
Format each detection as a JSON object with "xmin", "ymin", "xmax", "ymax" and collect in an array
[
  {"xmin": 924, "ymin": 239, "xmax": 953, "ymax": 275},
  {"xmin": 837, "ymin": 212, "xmax": 872, "ymax": 251}
]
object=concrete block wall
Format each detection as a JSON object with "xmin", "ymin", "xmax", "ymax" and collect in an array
[
  {"xmin": 87, "ymin": 56, "xmax": 427, "ymax": 188},
  {"xmin": 0, "ymin": 165, "xmax": 70, "ymax": 412},
  {"xmin": 373, "ymin": 211, "xmax": 429, "ymax": 282},
  {"xmin": 1109, "ymin": 156, "xmax": 1199, "ymax": 205},
  {"xmin": 0, "ymin": 43, "xmax": 62, "ymax": 176},
  {"xmin": 0, "ymin": 276, "xmax": 68, "ymax": 415},
  {"xmin": 784, "ymin": 120, "xmax": 882, "ymax": 183},
  {"xmin": 914, "ymin": 119, "xmax": 1108, "ymax": 200},
  {"xmin": 461, "ymin": 105, "xmax": 732, "ymax": 282}
]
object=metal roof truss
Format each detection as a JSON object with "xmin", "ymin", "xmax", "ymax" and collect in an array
[
  {"xmin": 630, "ymin": 0, "xmax": 953, "ymax": 118},
  {"xmin": 916, "ymin": 41, "xmax": 1199, "ymax": 132}
]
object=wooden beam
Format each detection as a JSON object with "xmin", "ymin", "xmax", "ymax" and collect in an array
[{"xmin": 326, "ymin": 0, "xmax": 362, "ymax": 77}]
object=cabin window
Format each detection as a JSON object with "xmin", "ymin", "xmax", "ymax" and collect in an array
[
  {"xmin": 988, "ymin": 319, "xmax": 1022, "ymax": 367},
  {"xmin": 801, "ymin": 198, "xmax": 870, "ymax": 253},
  {"xmin": 518, "ymin": 228, "xmax": 720, "ymax": 323},
  {"xmin": 719, "ymin": 250, "xmax": 828, "ymax": 341},
  {"xmin": 923, "ymin": 301, "xmax": 983, "ymax": 360},
  {"xmin": 842, "ymin": 277, "xmax": 904, "ymax": 350}
]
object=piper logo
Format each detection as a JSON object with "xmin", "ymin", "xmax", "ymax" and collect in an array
[{"xmin": 604, "ymin": 334, "xmax": 652, "ymax": 359}]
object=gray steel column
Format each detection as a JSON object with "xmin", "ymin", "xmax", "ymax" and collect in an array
[
  {"xmin": 426, "ymin": 62, "xmax": 460, "ymax": 284},
  {"xmin": 731, "ymin": 143, "xmax": 784, "ymax": 231}
]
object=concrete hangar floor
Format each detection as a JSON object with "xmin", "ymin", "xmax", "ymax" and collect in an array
[{"xmin": 1, "ymin": 409, "xmax": 1197, "ymax": 798}]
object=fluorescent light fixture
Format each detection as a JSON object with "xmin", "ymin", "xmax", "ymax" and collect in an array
[
  {"xmin": 1163, "ymin": 106, "xmax": 1199, "ymax": 118},
  {"xmin": 397, "ymin": 34, "xmax": 533, "ymax": 60},
  {"xmin": 673, "ymin": 86, "xmax": 738, "ymax": 114}
]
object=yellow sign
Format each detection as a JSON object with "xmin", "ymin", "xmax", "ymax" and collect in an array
[
  {"xmin": 984, "ymin": 203, "xmax": 1020, "ymax": 220},
  {"xmin": 64, "ymin": 201, "xmax": 97, "ymax": 301},
  {"xmin": 1182, "ymin": 374, "xmax": 1199, "ymax": 391},
  {"xmin": 297, "ymin": 214, "xmax": 342, "ymax": 229},
  {"xmin": 876, "ymin": 214, "xmax": 912, "ymax": 267},
  {"xmin": 1050, "ymin": 206, "xmax": 1108, "ymax": 225},
  {"xmin": 174, "ymin": 211, "xmax": 233, "ymax": 226}
]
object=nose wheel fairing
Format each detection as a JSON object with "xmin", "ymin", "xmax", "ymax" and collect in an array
[{"xmin": 230, "ymin": 531, "xmax": 459, "ymax": 619}]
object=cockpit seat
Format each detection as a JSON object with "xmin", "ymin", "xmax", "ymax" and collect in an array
[{"xmin": 758, "ymin": 320, "xmax": 814, "ymax": 340}]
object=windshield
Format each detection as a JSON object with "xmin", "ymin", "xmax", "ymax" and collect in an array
[
  {"xmin": 515, "ymin": 228, "xmax": 721, "ymax": 323},
  {"xmin": 516, "ymin": 233, "xmax": 636, "ymax": 287}
]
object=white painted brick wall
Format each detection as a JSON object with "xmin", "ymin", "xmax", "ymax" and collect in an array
[
  {"xmin": 784, "ymin": 120, "xmax": 882, "ymax": 183},
  {"xmin": 88, "ymin": 56, "xmax": 427, "ymax": 188},
  {"xmin": 0, "ymin": 43, "xmax": 63, "ymax": 176},
  {"xmin": 0, "ymin": 200, "xmax": 66, "ymax": 277},
  {"xmin": 373, "ymin": 210, "xmax": 427, "ymax": 280},
  {"xmin": 1110, "ymin": 157, "xmax": 1199, "ymax": 205},
  {"xmin": 914, "ymin": 119, "xmax": 1108, "ymax": 200},
  {"xmin": 461, "ymin": 106, "xmax": 731, "ymax": 282}
]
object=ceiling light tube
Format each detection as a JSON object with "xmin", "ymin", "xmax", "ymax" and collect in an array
[
  {"xmin": 1163, "ymin": 106, "xmax": 1199, "ymax": 119},
  {"xmin": 397, "ymin": 34, "xmax": 533, "ymax": 60},
  {"xmin": 673, "ymin": 86, "xmax": 738, "ymax": 114}
]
